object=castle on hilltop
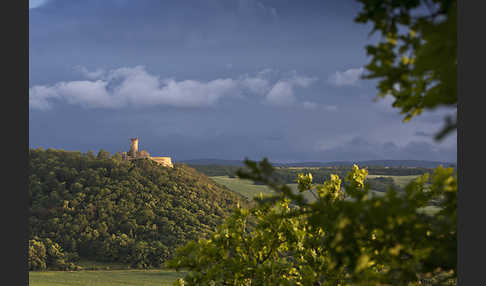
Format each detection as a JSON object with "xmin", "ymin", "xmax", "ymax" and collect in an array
[{"xmin": 121, "ymin": 137, "xmax": 173, "ymax": 168}]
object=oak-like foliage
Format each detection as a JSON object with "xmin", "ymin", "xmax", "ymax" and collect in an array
[{"xmin": 169, "ymin": 160, "xmax": 456, "ymax": 285}]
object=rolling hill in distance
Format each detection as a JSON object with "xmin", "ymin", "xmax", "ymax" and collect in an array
[{"xmin": 180, "ymin": 159, "xmax": 456, "ymax": 168}]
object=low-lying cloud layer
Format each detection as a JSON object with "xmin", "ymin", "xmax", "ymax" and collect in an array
[{"xmin": 30, "ymin": 66, "xmax": 320, "ymax": 110}]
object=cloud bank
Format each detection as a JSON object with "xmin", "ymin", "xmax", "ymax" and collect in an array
[{"xmin": 30, "ymin": 66, "xmax": 319, "ymax": 110}]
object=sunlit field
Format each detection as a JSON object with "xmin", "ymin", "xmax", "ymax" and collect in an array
[
  {"xmin": 210, "ymin": 175, "xmax": 320, "ymax": 202},
  {"xmin": 209, "ymin": 175, "xmax": 423, "ymax": 203},
  {"xmin": 366, "ymin": 174, "xmax": 421, "ymax": 188},
  {"xmin": 29, "ymin": 269, "xmax": 185, "ymax": 286}
]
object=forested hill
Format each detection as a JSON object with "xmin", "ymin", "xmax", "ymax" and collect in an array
[{"xmin": 28, "ymin": 148, "xmax": 246, "ymax": 270}]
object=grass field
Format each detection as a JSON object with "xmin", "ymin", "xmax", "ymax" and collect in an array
[
  {"xmin": 209, "ymin": 176, "xmax": 279, "ymax": 199},
  {"xmin": 366, "ymin": 174, "xmax": 421, "ymax": 188},
  {"xmin": 29, "ymin": 269, "xmax": 186, "ymax": 286},
  {"xmin": 366, "ymin": 175, "xmax": 441, "ymax": 215},
  {"xmin": 210, "ymin": 174, "xmax": 436, "ymax": 205},
  {"xmin": 210, "ymin": 176, "xmax": 321, "ymax": 202},
  {"xmin": 76, "ymin": 260, "xmax": 134, "ymax": 270}
]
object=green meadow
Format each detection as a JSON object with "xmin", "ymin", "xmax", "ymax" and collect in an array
[
  {"xmin": 209, "ymin": 175, "xmax": 406, "ymax": 202},
  {"xmin": 29, "ymin": 269, "xmax": 186, "ymax": 286},
  {"xmin": 364, "ymin": 175, "xmax": 440, "ymax": 215},
  {"xmin": 210, "ymin": 174, "xmax": 440, "ymax": 215},
  {"xmin": 210, "ymin": 175, "xmax": 316, "ymax": 202},
  {"xmin": 366, "ymin": 174, "xmax": 422, "ymax": 188},
  {"xmin": 209, "ymin": 175, "xmax": 280, "ymax": 199},
  {"xmin": 210, "ymin": 174, "xmax": 423, "ymax": 197}
]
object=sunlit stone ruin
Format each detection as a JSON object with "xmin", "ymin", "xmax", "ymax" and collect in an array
[{"xmin": 121, "ymin": 137, "xmax": 173, "ymax": 168}]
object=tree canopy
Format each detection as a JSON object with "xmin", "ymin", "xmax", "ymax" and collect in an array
[
  {"xmin": 29, "ymin": 148, "xmax": 246, "ymax": 270},
  {"xmin": 355, "ymin": 0, "xmax": 457, "ymax": 140}
]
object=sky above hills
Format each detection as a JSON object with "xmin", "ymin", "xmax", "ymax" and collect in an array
[{"xmin": 29, "ymin": 0, "xmax": 457, "ymax": 163}]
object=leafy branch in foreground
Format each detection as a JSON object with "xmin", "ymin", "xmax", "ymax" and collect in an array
[
  {"xmin": 355, "ymin": 0, "xmax": 457, "ymax": 140},
  {"xmin": 169, "ymin": 159, "xmax": 456, "ymax": 285}
]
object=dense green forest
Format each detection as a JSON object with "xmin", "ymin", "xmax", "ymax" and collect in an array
[{"xmin": 28, "ymin": 148, "xmax": 246, "ymax": 270}]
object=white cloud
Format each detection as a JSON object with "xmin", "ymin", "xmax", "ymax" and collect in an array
[
  {"xmin": 29, "ymin": 0, "xmax": 50, "ymax": 9},
  {"xmin": 239, "ymin": 69, "xmax": 317, "ymax": 106},
  {"xmin": 29, "ymin": 85, "xmax": 61, "ymax": 110},
  {"xmin": 328, "ymin": 67, "xmax": 364, "ymax": 87},
  {"xmin": 239, "ymin": 75, "xmax": 271, "ymax": 96},
  {"xmin": 266, "ymin": 81, "xmax": 296, "ymax": 106},
  {"xmin": 264, "ymin": 74, "xmax": 317, "ymax": 106},
  {"xmin": 30, "ymin": 66, "xmax": 317, "ymax": 110},
  {"xmin": 30, "ymin": 66, "xmax": 240, "ymax": 110}
]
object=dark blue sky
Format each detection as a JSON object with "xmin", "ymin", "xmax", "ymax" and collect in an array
[{"xmin": 29, "ymin": 0, "xmax": 456, "ymax": 163}]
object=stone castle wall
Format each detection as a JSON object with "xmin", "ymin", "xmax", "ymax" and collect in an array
[{"xmin": 149, "ymin": 157, "xmax": 173, "ymax": 168}]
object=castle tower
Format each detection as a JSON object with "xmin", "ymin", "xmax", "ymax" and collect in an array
[{"xmin": 129, "ymin": 137, "xmax": 139, "ymax": 157}]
